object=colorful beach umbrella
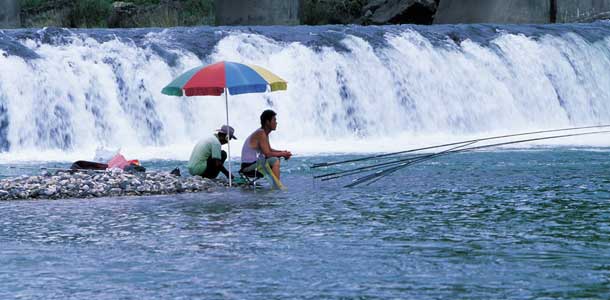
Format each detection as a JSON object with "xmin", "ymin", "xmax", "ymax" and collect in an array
[{"xmin": 161, "ymin": 61, "xmax": 288, "ymax": 186}]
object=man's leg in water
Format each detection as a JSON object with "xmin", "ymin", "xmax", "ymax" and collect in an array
[{"xmin": 267, "ymin": 157, "xmax": 281, "ymax": 180}]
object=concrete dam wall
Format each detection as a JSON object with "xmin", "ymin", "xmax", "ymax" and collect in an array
[
  {"xmin": 556, "ymin": 0, "xmax": 610, "ymax": 22},
  {"xmin": 435, "ymin": 0, "xmax": 610, "ymax": 24},
  {"xmin": 215, "ymin": 0, "xmax": 300, "ymax": 25},
  {"xmin": 0, "ymin": 0, "xmax": 20, "ymax": 28},
  {"xmin": 434, "ymin": 0, "xmax": 550, "ymax": 24}
]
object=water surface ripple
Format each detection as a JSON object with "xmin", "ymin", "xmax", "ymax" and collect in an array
[{"xmin": 1, "ymin": 149, "xmax": 609, "ymax": 299}]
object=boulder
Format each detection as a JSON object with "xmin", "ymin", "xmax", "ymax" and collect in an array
[
  {"xmin": 107, "ymin": 2, "xmax": 138, "ymax": 28},
  {"xmin": 361, "ymin": 0, "xmax": 437, "ymax": 25}
]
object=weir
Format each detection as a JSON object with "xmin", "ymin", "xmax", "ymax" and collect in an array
[{"xmin": 0, "ymin": 24, "xmax": 610, "ymax": 161}]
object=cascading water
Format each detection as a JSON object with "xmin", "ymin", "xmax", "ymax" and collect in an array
[{"xmin": 1, "ymin": 23, "xmax": 610, "ymax": 162}]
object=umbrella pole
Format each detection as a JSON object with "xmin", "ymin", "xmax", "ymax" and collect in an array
[{"xmin": 225, "ymin": 88, "xmax": 232, "ymax": 187}]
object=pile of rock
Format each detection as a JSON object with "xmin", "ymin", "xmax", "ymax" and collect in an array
[{"xmin": 0, "ymin": 169, "xmax": 223, "ymax": 201}]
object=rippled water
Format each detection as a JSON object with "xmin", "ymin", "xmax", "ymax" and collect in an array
[{"xmin": 1, "ymin": 149, "xmax": 609, "ymax": 299}]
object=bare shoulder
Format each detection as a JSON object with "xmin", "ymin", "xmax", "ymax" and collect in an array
[{"xmin": 253, "ymin": 129, "xmax": 266, "ymax": 140}]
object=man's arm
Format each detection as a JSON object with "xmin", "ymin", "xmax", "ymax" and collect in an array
[
  {"xmin": 258, "ymin": 132, "xmax": 292, "ymax": 159},
  {"xmin": 211, "ymin": 159, "xmax": 233, "ymax": 179},
  {"xmin": 258, "ymin": 131, "xmax": 290, "ymax": 158}
]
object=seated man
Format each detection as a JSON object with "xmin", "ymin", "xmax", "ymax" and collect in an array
[
  {"xmin": 240, "ymin": 110, "xmax": 292, "ymax": 180},
  {"xmin": 187, "ymin": 125, "xmax": 236, "ymax": 179}
]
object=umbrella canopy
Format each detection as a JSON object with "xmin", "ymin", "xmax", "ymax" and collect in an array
[{"xmin": 161, "ymin": 61, "xmax": 287, "ymax": 97}]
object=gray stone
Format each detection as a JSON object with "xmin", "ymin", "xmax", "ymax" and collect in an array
[
  {"xmin": 44, "ymin": 186, "xmax": 57, "ymax": 196},
  {"xmin": 0, "ymin": 0, "xmax": 20, "ymax": 28},
  {"xmin": 107, "ymin": 1, "xmax": 138, "ymax": 28},
  {"xmin": 434, "ymin": 0, "xmax": 551, "ymax": 24},
  {"xmin": 363, "ymin": 0, "xmax": 388, "ymax": 13},
  {"xmin": 0, "ymin": 170, "xmax": 222, "ymax": 201},
  {"xmin": 119, "ymin": 181, "xmax": 129, "ymax": 189},
  {"xmin": 215, "ymin": 0, "xmax": 300, "ymax": 25},
  {"xmin": 363, "ymin": 0, "xmax": 437, "ymax": 25}
]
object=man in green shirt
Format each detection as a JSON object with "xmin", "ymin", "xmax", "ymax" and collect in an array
[{"xmin": 187, "ymin": 125, "xmax": 236, "ymax": 179}]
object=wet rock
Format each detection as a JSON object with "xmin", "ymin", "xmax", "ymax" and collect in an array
[
  {"xmin": 0, "ymin": 170, "xmax": 221, "ymax": 201},
  {"xmin": 44, "ymin": 186, "xmax": 57, "ymax": 196},
  {"xmin": 360, "ymin": 0, "xmax": 437, "ymax": 25},
  {"xmin": 107, "ymin": 2, "xmax": 138, "ymax": 28}
]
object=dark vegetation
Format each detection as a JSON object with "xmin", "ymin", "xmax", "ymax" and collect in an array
[
  {"xmin": 18, "ymin": 0, "xmax": 439, "ymax": 28},
  {"xmin": 19, "ymin": 0, "xmax": 215, "ymax": 27},
  {"xmin": 301, "ymin": 0, "xmax": 369, "ymax": 25}
]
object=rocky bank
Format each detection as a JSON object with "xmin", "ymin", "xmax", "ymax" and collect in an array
[{"xmin": 0, "ymin": 169, "xmax": 226, "ymax": 201}]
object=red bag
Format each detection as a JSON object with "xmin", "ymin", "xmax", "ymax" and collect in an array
[{"xmin": 107, "ymin": 154, "xmax": 130, "ymax": 170}]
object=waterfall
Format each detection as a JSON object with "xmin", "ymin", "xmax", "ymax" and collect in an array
[{"xmin": 1, "ymin": 23, "xmax": 610, "ymax": 162}]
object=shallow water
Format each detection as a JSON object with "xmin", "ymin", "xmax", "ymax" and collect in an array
[{"xmin": 1, "ymin": 149, "xmax": 609, "ymax": 299}]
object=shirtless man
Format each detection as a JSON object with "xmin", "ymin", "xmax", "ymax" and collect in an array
[{"xmin": 240, "ymin": 110, "xmax": 292, "ymax": 179}]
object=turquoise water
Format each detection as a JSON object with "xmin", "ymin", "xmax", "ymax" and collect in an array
[{"xmin": 1, "ymin": 149, "xmax": 609, "ymax": 299}]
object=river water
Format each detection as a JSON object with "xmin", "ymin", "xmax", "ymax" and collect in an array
[{"xmin": 1, "ymin": 149, "xmax": 609, "ymax": 299}]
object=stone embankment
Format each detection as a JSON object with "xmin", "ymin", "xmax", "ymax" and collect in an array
[{"xmin": 0, "ymin": 170, "xmax": 223, "ymax": 201}]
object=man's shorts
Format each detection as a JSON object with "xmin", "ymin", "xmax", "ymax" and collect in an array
[{"xmin": 240, "ymin": 157, "xmax": 279, "ymax": 176}]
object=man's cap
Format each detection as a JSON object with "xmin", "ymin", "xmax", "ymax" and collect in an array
[{"xmin": 217, "ymin": 125, "xmax": 237, "ymax": 140}]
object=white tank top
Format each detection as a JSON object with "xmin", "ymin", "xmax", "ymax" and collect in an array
[{"xmin": 241, "ymin": 129, "xmax": 262, "ymax": 163}]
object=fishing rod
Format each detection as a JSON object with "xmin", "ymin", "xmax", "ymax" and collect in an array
[
  {"xmin": 316, "ymin": 140, "xmax": 476, "ymax": 181},
  {"xmin": 311, "ymin": 124, "xmax": 610, "ymax": 169},
  {"xmin": 344, "ymin": 140, "xmax": 479, "ymax": 187},
  {"xmin": 342, "ymin": 141, "xmax": 479, "ymax": 186},
  {"xmin": 314, "ymin": 125, "xmax": 610, "ymax": 181},
  {"xmin": 344, "ymin": 129, "xmax": 610, "ymax": 188}
]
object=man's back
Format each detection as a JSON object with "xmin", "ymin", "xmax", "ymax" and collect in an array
[
  {"xmin": 187, "ymin": 135, "xmax": 221, "ymax": 175},
  {"xmin": 241, "ymin": 129, "xmax": 264, "ymax": 163}
]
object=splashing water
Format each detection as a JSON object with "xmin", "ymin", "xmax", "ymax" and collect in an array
[{"xmin": 1, "ymin": 24, "xmax": 610, "ymax": 163}]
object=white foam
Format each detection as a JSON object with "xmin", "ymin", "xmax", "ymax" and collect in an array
[{"xmin": 0, "ymin": 29, "xmax": 609, "ymax": 163}]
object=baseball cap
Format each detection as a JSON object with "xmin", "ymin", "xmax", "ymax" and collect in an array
[{"xmin": 217, "ymin": 125, "xmax": 237, "ymax": 140}]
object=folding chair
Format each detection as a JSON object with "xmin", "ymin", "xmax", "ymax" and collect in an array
[
  {"xmin": 238, "ymin": 159, "xmax": 285, "ymax": 190},
  {"xmin": 238, "ymin": 164, "xmax": 265, "ymax": 187}
]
